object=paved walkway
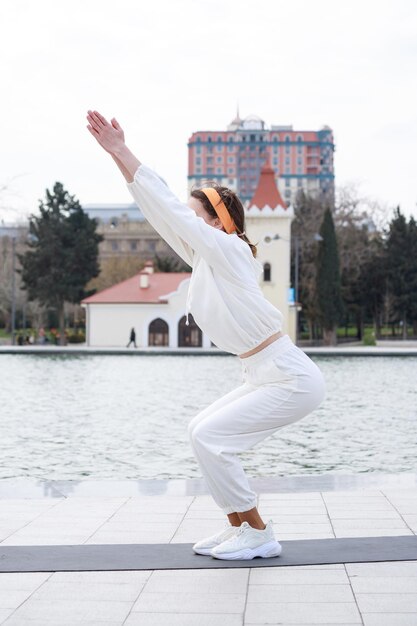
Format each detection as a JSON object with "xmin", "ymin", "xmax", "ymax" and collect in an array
[{"xmin": 0, "ymin": 473, "xmax": 416, "ymax": 624}]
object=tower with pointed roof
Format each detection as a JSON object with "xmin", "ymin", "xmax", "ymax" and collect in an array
[
  {"xmin": 227, "ymin": 104, "xmax": 242, "ymax": 131},
  {"xmin": 245, "ymin": 157, "xmax": 297, "ymax": 341}
]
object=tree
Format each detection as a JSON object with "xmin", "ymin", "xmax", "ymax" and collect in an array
[
  {"xmin": 291, "ymin": 189, "xmax": 326, "ymax": 340},
  {"xmin": 17, "ymin": 182, "xmax": 104, "ymax": 345},
  {"xmin": 408, "ymin": 217, "xmax": 417, "ymax": 335},
  {"xmin": 154, "ymin": 253, "xmax": 191, "ymax": 273},
  {"xmin": 384, "ymin": 206, "xmax": 417, "ymax": 339},
  {"xmin": 333, "ymin": 183, "xmax": 388, "ymax": 340},
  {"xmin": 315, "ymin": 207, "xmax": 345, "ymax": 345}
]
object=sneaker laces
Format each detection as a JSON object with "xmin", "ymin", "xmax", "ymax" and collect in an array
[
  {"xmin": 235, "ymin": 522, "xmax": 250, "ymax": 536},
  {"xmin": 236, "ymin": 521, "xmax": 269, "ymax": 536}
]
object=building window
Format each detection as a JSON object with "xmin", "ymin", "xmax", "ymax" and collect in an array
[
  {"xmin": 263, "ymin": 262, "xmax": 271, "ymax": 282},
  {"xmin": 285, "ymin": 145, "xmax": 290, "ymax": 154},
  {"xmin": 228, "ymin": 167, "xmax": 234, "ymax": 174},
  {"xmin": 207, "ymin": 145, "xmax": 213, "ymax": 153},
  {"xmin": 273, "ymin": 157, "xmax": 278, "ymax": 165},
  {"xmin": 228, "ymin": 136, "xmax": 234, "ymax": 142},
  {"xmin": 111, "ymin": 241, "xmax": 118, "ymax": 251},
  {"xmin": 228, "ymin": 156, "xmax": 235, "ymax": 163},
  {"xmin": 216, "ymin": 167, "xmax": 222, "ymax": 174},
  {"xmin": 207, "ymin": 167, "xmax": 214, "ymax": 174},
  {"xmin": 217, "ymin": 145, "xmax": 223, "ymax": 152},
  {"xmin": 250, "ymin": 134, "xmax": 256, "ymax": 142},
  {"xmin": 297, "ymin": 179, "xmax": 302, "ymax": 187},
  {"xmin": 196, "ymin": 167, "xmax": 201, "ymax": 173},
  {"xmin": 217, "ymin": 135, "xmax": 222, "ymax": 142},
  {"xmin": 273, "ymin": 145, "xmax": 278, "ymax": 153},
  {"xmin": 297, "ymin": 157, "xmax": 302, "ymax": 165},
  {"xmin": 297, "ymin": 167, "xmax": 302, "ymax": 174},
  {"xmin": 285, "ymin": 189, "xmax": 291, "ymax": 198},
  {"xmin": 242, "ymin": 135, "xmax": 246, "ymax": 141},
  {"xmin": 196, "ymin": 157, "xmax": 201, "ymax": 165},
  {"xmin": 297, "ymin": 135, "xmax": 303, "ymax": 142},
  {"xmin": 216, "ymin": 156, "xmax": 222, "ymax": 163},
  {"xmin": 285, "ymin": 157, "xmax": 290, "ymax": 165},
  {"xmin": 207, "ymin": 156, "xmax": 213, "ymax": 164},
  {"xmin": 196, "ymin": 145, "xmax": 201, "ymax": 154},
  {"xmin": 130, "ymin": 241, "xmax": 137, "ymax": 251},
  {"xmin": 273, "ymin": 135, "xmax": 279, "ymax": 142},
  {"xmin": 207, "ymin": 136, "xmax": 212, "ymax": 142},
  {"xmin": 196, "ymin": 136, "xmax": 201, "ymax": 142},
  {"xmin": 285, "ymin": 179, "xmax": 290, "ymax": 187},
  {"xmin": 285, "ymin": 135, "xmax": 290, "ymax": 142},
  {"xmin": 228, "ymin": 178, "xmax": 234, "ymax": 184},
  {"xmin": 297, "ymin": 145, "xmax": 302, "ymax": 154}
]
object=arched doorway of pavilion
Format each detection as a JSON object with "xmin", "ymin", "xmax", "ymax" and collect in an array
[
  {"xmin": 178, "ymin": 314, "xmax": 202, "ymax": 347},
  {"xmin": 148, "ymin": 318, "xmax": 169, "ymax": 346}
]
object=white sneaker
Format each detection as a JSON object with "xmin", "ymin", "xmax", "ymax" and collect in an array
[
  {"xmin": 192, "ymin": 522, "xmax": 240, "ymax": 556},
  {"xmin": 210, "ymin": 519, "xmax": 282, "ymax": 560}
]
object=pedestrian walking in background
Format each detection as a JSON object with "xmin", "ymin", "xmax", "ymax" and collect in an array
[{"xmin": 126, "ymin": 327, "xmax": 137, "ymax": 348}]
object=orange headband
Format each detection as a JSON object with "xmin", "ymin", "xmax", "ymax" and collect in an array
[{"xmin": 200, "ymin": 187, "xmax": 237, "ymax": 234}]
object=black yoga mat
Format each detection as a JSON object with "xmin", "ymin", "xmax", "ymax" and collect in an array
[{"xmin": 1, "ymin": 535, "xmax": 416, "ymax": 572}]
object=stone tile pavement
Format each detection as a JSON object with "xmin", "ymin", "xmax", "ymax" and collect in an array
[{"xmin": 0, "ymin": 479, "xmax": 417, "ymax": 625}]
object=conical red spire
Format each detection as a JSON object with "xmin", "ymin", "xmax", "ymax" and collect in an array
[{"xmin": 249, "ymin": 156, "xmax": 287, "ymax": 210}]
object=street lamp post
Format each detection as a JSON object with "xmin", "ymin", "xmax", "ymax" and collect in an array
[
  {"xmin": 11, "ymin": 236, "xmax": 16, "ymax": 346},
  {"xmin": 263, "ymin": 232, "xmax": 323, "ymax": 345},
  {"xmin": 10, "ymin": 231, "xmax": 38, "ymax": 346}
]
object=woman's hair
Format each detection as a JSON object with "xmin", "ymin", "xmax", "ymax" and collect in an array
[{"xmin": 190, "ymin": 181, "xmax": 259, "ymax": 258}]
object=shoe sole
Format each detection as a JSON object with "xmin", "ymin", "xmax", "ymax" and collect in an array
[{"xmin": 211, "ymin": 539, "xmax": 282, "ymax": 560}]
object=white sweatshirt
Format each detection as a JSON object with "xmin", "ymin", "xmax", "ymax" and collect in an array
[{"xmin": 126, "ymin": 163, "xmax": 284, "ymax": 355}]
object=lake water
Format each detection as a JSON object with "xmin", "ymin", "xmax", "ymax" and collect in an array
[{"xmin": 0, "ymin": 354, "xmax": 416, "ymax": 480}]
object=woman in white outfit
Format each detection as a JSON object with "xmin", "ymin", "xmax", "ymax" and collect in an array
[{"xmin": 86, "ymin": 109, "xmax": 327, "ymax": 561}]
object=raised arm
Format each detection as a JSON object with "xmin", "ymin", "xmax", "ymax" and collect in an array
[
  {"xmin": 86, "ymin": 109, "xmax": 194, "ymax": 267},
  {"xmin": 85, "ymin": 110, "xmax": 241, "ymax": 277}
]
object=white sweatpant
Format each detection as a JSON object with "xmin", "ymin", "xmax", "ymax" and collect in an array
[{"xmin": 187, "ymin": 334, "xmax": 326, "ymax": 514}]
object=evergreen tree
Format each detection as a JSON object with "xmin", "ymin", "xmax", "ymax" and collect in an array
[
  {"xmin": 17, "ymin": 182, "xmax": 104, "ymax": 345},
  {"xmin": 409, "ymin": 216, "xmax": 417, "ymax": 335},
  {"xmin": 385, "ymin": 207, "xmax": 417, "ymax": 338},
  {"xmin": 292, "ymin": 189, "xmax": 326, "ymax": 340},
  {"xmin": 315, "ymin": 207, "xmax": 345, "ymax": 345}
]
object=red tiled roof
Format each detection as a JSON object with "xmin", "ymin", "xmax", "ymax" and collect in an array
[
  {"xmin": 248, "ymin": 155, "xmax": 288, "ymax": 210},
  {"xmin": 81, "ymin": 271, "xmax": 191, "ymax": 304}
]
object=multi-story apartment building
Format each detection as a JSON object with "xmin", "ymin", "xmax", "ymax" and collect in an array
[{"xmin": 187, "ymin": 111, "xmax": 335, "ymax": 207}]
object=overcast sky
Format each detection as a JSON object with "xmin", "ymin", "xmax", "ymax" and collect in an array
[{"xmin": 1, "ymin": 0, "xmax": 416, "ymax": 226}]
